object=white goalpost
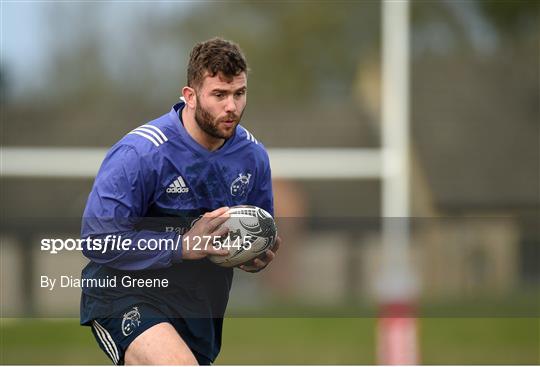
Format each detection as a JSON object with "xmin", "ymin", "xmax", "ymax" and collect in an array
[{"xmin": 378, "ymin": 0, "xmax": 419, "ymax": 364}]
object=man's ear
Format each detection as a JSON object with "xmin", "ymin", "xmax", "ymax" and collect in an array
[{"xmin": 181, "ymin": 86, "xmax": 197, "ymax": 109}]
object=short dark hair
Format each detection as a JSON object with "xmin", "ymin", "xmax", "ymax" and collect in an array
[{"xmin": 187, "ymin": 37, "xmax": 248, "ymax": 89}]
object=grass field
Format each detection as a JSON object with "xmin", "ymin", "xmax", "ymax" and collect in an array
[{"xmin": 1, "ymin": 317, "xmax": 538, "ymax": 364}]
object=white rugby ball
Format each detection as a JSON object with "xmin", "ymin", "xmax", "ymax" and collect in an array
[{"xmin": 208, "ymin": 205, "xmax": 277, "ymax": 267}]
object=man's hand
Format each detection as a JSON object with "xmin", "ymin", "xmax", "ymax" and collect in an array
[
  {"xmin": 239, "ymin": 236, "xmax": 282, "ymax": 273},
  {"xmin": 181, "ymin": 207, "xmax": 230, "ymax": 260}
]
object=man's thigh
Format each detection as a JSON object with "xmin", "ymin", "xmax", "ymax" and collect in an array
[{"xmin": 124, "ymin": 322, "xmax": 197, "ymax": 365}]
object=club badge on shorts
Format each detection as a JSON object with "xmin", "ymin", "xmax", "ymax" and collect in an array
[{"xmin": 121, "ymin": 306, "xmax": 141, "ymax": 336}]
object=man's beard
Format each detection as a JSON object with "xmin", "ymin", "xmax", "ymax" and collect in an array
[{"xmin": 194, "ymin": 99, "xmax": 243, "ymax": 140}]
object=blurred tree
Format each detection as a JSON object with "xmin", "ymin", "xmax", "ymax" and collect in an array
[
  {"xmin": 0, "ymin": 66, "xmax": 6, "ymax": 105},
  {"xmin": 162, "ymin": 1, "xmax": 381, "ymax": 104},
  {"xmin": 478, "ymin": 0, "xmax": 539, "ymax": 36}
]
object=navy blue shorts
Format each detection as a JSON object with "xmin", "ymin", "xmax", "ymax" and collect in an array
[{"xmin": 89, "ymin": 302, "xmax": 212, "ymax": 365}]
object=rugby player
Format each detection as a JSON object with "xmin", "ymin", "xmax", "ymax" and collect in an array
[{"xmin": 80, "ymin": 37, "xmax": 281, "ymax": 365}]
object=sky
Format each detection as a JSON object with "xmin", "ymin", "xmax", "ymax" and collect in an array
[
  {"xmin": 1, "ymin": 1, "xmax": 194, "ymax": 97},
  {"xmin": 2, "ymin": 2, "xmax": 50, "ymax": 92}
]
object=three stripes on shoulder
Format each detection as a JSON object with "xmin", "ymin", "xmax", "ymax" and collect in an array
[
  {"xmin": 129, "ymin": 125, "xmax": 168, "ymax": 147},
  {"xmin": 128, "ymin": 124, "xmax": 259, "ymax": 147},
  {"xmin": 244, "ymin": 128, "xmax": 259, "ymax": 145}
]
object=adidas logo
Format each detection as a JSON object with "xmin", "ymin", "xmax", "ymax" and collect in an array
[{"xmin": 166, "ymin": 176, "xmax": 189, "ymax": 194}]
